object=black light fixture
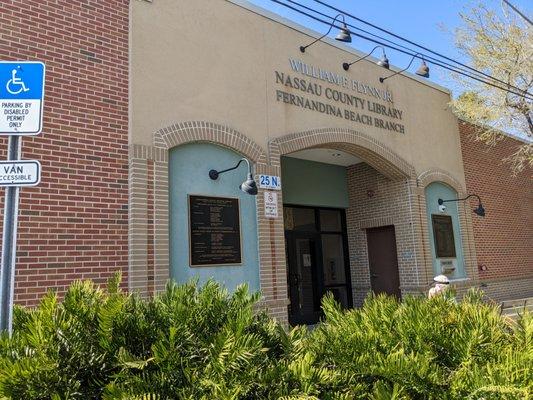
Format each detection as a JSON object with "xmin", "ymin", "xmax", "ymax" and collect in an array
[
  {"xmin": 300, "ymin": 13, "xmax": 351, "ymax": 53},
  {"xmin": 438, "ymin": 194, "xmax": 486, "ymax": 217},
  {"xmin": 379, "ymin": 53, "xmax": 429, "ymax": 83},
  {"xmin": 209, "ymin": 158, "xmax": 258, "ymax": 196},
  {"xmin": 343, "ymin": 45, "xmax": 389, "ymax": 71}
]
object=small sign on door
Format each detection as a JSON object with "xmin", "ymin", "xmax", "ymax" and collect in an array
[{"xmin": 264, "ymin": 191, "xmax": 278, "ymax": 218}]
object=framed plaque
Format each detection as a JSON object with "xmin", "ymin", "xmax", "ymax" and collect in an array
[
  {"xmin": 188, "ymin": 195, "xmax": 242, "ymax": 266},
  {"xmin": 431, "ymin": 214, "xmax": 456, "ymax": 258}
]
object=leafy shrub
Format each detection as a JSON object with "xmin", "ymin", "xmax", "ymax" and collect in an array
[
  {"xmin": 310, "ymin": 292, "xmax": 532, "ymax": 399},
  {"xmin": 0, "ymin": 276, "xmax": 530, "ymax": 399}
]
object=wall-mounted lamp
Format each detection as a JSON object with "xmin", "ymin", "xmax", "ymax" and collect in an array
[
  {"xmin": 343, "ymin": 45, "xmax": 389, "ymax": 71},
  {"xmin": 300, "ymin": 13, "xmax": 351, "ymax": 53},
  {"xmin": 379, "ymin": 53, "xmax": 429, "ymax": 83},
  {"xmin": 438, "ymin": 194, "xmax": 485, "ymax": 217},
  {"xmin": 209, "ymin": 158, "xmax": 258, "ymax": 196}
]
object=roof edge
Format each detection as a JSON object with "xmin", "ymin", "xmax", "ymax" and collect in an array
[{"xmin": 457, "ymin": 118, "xmax": 532, "ymax": 145}]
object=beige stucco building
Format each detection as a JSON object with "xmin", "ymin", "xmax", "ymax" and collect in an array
[{"xmin": 129, "ymin": 0, "xmax": 482, "ymax": 325}]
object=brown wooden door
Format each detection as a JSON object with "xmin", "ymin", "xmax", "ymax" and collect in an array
[{"xmin": 366, "ymin": 226, "xmax": 401, "ymax": 298}]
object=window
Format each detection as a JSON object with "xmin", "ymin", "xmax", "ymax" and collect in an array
[
  {"xmin": 431, "ymin": 214, "xmax": 456, "ymax": 258},
  {"xmin": 319, "ymin": 209, "xmax": 343, "ymax": 232},
  {"xmin": 284, "ymin": 207, "xmax": 316, "ymax": 231}
]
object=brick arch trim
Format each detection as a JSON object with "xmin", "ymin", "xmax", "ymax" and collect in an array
[
  {"xmin": 153, "ymin": 121, "xmax": 266, "ymax": 162},
  {"xmin": 417, "ymin": 169, "xmax": 466, "ymax": 196},
  {"xmin": 416, "ymin": 168, "xmax": 478, "ymax": 285},
  {"xmin": 269, "ymin": 127, "xmax": 416, "ymax": 180}
]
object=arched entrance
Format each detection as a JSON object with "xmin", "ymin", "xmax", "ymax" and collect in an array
[
  {"xmin": 268, "ymin": 127, "xmax": 415, "ymax": 179},
  {"xmin": 270, "ymin": 128, "xmax": 422, "ymax": 322}
]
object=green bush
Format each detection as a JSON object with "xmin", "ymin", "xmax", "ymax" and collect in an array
[
  {"xmin": 310, "ymin": 292, "xmax": 532, "ymax": 399},
  {"xmin": 0, "ymin": 275, "xmax": 530, "ymax": 399}
]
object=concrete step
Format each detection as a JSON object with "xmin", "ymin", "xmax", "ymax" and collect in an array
[
  {"xmin": 500, "ymin": 297, "xmax": 533, "ymax": 321},
  {"xmin": 501, "ymin": 297, "xmax": 533, "ymax": 308},
  {"xmin": 502, "ymin": 304, "xmax": 533, "ymax": 315}
]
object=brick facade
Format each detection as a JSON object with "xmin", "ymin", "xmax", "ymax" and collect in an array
[
  {"xmin": 129, "ymin": 123, "xmax": 488, "ymax": 323},
  {"xmin": 0, "ymin": 0, "xmax": 129, "ymax": 306},
  {"xmin": 346, "ymin": 164, "xmax": 422, "ymax": 305},
  {"xmin": 459, "ymin": 121, "xmax": 533, "ymax": 301},
  {"xmin": 345, "ymin": 163, "xmax": 481, "ymax": 305}
]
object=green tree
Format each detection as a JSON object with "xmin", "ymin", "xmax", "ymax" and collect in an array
[{"xmin": 451, "ymin": 1, "xmax": 532, "ymax": 172}]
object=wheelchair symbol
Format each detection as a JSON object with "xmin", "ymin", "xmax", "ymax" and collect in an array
[{"xmin": 6, "ymin": 67, "xmax": 30, "ymax": 95}]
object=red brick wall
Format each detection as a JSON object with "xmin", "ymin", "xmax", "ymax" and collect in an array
[
  {"xmin": 459, "ymin": 121, "xmax": 533, "ymax": 283},
  {"xmin": 0, "ymin": 0, "xmax": 129, "ymax": 306}
]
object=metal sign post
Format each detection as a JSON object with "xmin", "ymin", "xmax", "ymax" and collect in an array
[
  {"xmin": 0, "ymin": 136, "xmax": 21, "ymax": 333},
  {"xmin": 0, "ymin": 61, "xmax": 45, "ymax": 335}
]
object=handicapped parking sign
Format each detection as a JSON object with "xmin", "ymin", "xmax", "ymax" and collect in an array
[{"xmin": 0, "ymin": 61, "xmax": 45, "ymax": 135}]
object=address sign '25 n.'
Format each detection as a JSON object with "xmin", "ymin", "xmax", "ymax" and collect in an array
[{"xmin": 259, "ymin": 175, "xmax": 281, "ymax": 190}]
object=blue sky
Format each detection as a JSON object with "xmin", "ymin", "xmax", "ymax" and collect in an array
[{"xmin": 245, "ymin": 0, "xmax": 531, "ymax": 96}]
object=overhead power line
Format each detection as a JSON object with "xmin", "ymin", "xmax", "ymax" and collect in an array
[
  {"xmin": 270, "ymin": 0, "xmax": 533, "ymax": 101},
  {"xmin": 282, "ymin": 0, "xmax": 511, "ymax": 91},
  {"xmin": 503, "ymin": 0, "xmax": 533, "ymax": 26},
  {"xmin": 311, "ymin": 0, "xmax": 533, "ymax": 98}
]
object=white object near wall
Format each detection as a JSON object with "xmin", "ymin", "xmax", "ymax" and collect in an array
[{"xmin": 264, "ymin": 191, "xmax": 278, "ymax": 218}]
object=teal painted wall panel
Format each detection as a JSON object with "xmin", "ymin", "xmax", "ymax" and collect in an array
[
  {"xmin": 425, "ymin": 182, "xmax": 466, "ymax": 279},
  {"xmin": 169, "ymin": 143, "xmax": 260, "ymax": 292},
  {"xmin": 281, "ymin": 157, "xmax": 349, "ymax": 208}
]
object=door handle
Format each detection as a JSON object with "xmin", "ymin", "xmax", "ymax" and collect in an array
[
  {"xmin": 371, "ymin": 274, "xmax": 379, "ymax": 279},
  {"xmin": 291, "ymin": 274, "xmax": 300, "ymax": 285}
]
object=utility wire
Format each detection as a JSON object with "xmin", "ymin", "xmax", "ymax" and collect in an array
[
  {"xmin": 272, "ymin": 0, "xmax": 533, "ymax": 100},
  {"xmin": 503, "ymin": 0, "xmax": 533, "ymax": 26},
  {"xmin": 271, "ymin": 0, "xmax": 533, "ymax": 101},
  {"xmin": 282, "ymin": 0, "xmax": 508, "ymax": 90},
  {"xmin": 312, "ymin": 0, "xmax": 533, "ymax": 97}
]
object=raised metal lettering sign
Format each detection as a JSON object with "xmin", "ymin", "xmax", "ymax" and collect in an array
[{"xmin": 188, "ymin": 195, "xmax": 242, "ymax": 266}]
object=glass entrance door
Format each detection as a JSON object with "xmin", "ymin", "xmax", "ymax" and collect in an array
[
  {"xmin": 284, "ymin": 206, "xmax": 352, "ymax": 325},
  {"xmin": 286, "ymin": 233, "xmax": 321, "ymax": 325}
]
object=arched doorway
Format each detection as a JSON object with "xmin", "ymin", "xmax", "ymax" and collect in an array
[{"xmin": 270, "ymin": 128, "xmax": 420, "ymax": 323}]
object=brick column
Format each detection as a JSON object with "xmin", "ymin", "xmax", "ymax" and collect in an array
[
  {"xmin": 255, "ymin": 154, "xmax": 290, "ymax": 325},
  {"xmin": 129, "ymin": 155, "xmax": 149, "ymax": 295}
]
